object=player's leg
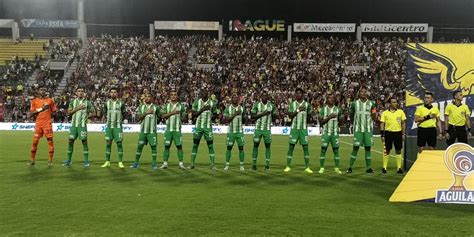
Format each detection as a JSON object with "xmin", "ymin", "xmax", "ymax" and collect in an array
[
  {"xmin": 132, "ymin": 133, "xmax": 146, "ymax": 168},
  {"xmin": 65, "ymin": 127, "xmax": 78, "ymax": 166},
  {"xmin": 417, "ymin": 128, "xmax": 426, "ymax": 153},
  {"xmin": 224, "ymin": 134, "xmax": 235, "ymax": 170},
  {"xmin": 190, "ymin": 130, "xmax": 203, "ymax": 168},
  {"xmin": 115, "ymin": 128, "xmax": 124, "ymax": 168},
  {"xmin": 149, "ymin": 133, "xmax": 158, "ymax": 169},
  {"xmin": 382, "ymin": 132, "xmax": 393, "ymax": 173},
  {"xmin": 394, "ymin": 132, "xmax": 404, "ymax": 173},
  {"xmin": 263, "ymin": 131, "xmax": 272, "ymax": 169},
  {"xmin": 319, "ymin": 134, "xmax": 329, "ymax": 173},
  {"xmin": 237, "ymin": 134, "xmax": 245, "ymax": 170},
  {"xmin": 44, "ymin": 126, "xmax": 54, "ymax": 165},
  {"xmin": 79, "ymin": 128, "xmax": 89, "ymax": 167},
  {"xmin": 426, "ymin": 128, "xmax": 437, "ymax": 150},
  {"xmin": 103, "ymin": 128, "xmax": 113, "ymax": 167},
  {"xmin": 204, "ymin": 129, "xmax": 216, "ymax": 168},
  {"xmin": 363, "ymin": 132, "xmax": 373, "ymax": 173},
  {"xmin": 456, "ymin": 126, "xmax": 468, "ymax": 144},
  {"xmin": 300, "ymin": 130, "xmax": 312, "ymax": 174},
  {"xmin": 348, "ymin": 132, "xmax": 363, "ymax": 172},
  {"xmin": 174, "ymin": 132, "xmax": 185, "ymax": 169},
  {"xmin": 252, "ymin": 131, "xmax": 262, "ymax": 169},
  {"xmin": 29, "ymin": 127, "xmax": 42, "ymax": 165},
  {"xmin": 285, "ymin": 130, "xmax": 298, "ymax": 172},
  {"xmin": 162, "ymin": 131, "xmax": 172, "ymax": 168},
  {"xmin": 332, "ymin": 136, "xmax": 341, "ymax": 173}
]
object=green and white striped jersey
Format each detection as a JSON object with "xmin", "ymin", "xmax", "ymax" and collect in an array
[
  {"xmin": 350, "ymin": 99, "xmax": 376, "ymax": 133},
  {"xmin": 69, "ymin": 98, "xmax": 94, "ymax": 128},
  {"xmin": 102, "ymin": 99, "xmax": 125, "ymax": 129},
  {"xmin": 192, "ymin": 98, "xmax": 217, "ymax": 129},
  {"xmin": 136, "ymin": 103, "xmax": 160, "ymax": 134},
  {"xmin": 251, "ymin": 101, "xmax": 276, "ymax": 131},
  {"xmin": 319, "ymin": 105, "xmax": 342, "ymax": 136},
  {"xmin": 224, "ymin": 104, "xmax": 244, "ymax": 134},
  {"xmin": 289, "ymin": 100, "xmax": 312, "ymax": 130},
  {"xmin": 162, "ymin": 102, "xmax": 186, "ymax": 132}
]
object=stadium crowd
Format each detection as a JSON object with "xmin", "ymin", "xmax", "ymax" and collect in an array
[{"xmin": 1, "ymin": 34, "xmax": 430, "ymax": 128}]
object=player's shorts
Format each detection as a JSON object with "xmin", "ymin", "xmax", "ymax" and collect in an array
[
  {"xmin": 138, "ymin": 132, "xmax": 157, "ymax": 146},
  {"xmin": 446, "ymin": 125, "xmax": 468, "ymax": 146},
  {"xmin": 227, "ymin": 133, "xmax": 245, "ymax": 147},
  {"xmin": 384, "ymin": 131, "xmax": 403, "ymax": 152},
  {"xmin": 253, "ymin": 130, "xmax": 272, "ymax": 144},
  {"xmin": 353, "ymin": 132, "xmax": 373, "ymax": 147},
  {"xmin": 164, "ymin": 131, "xmax": 182, "ymax": 147},
  {"xmin": 34, "ymin": 124, "xmax": 53, "ymax": 139},
  {"xmin": 105, "ymin": 127, "xmax": 123, "ymax": 142},
  {"xmin": 288, "ymin": 129, "xmax": 309, "ymax": 145},
  {"xmin": 417, "ymin": 127, "xmax": 437, "ymax": 148},
  {"xmin": 69, "ymin": 126, "xmax": 87, "ymax": 141},
  {"xmin": 193, "ymin": 128, "xmax": 213, "ymax": 141},
  {"xmin": 321, "ymin": 134, "xmax": 339, "ymax": 148}
]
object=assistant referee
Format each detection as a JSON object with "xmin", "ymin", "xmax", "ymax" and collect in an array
[
  {"xmin": 445, "ymin": 90, "xmax": 472, "ymax": 146},
  {"xmin": 380, "ymin": 97, "xmax": 406, "ymax": 174}
]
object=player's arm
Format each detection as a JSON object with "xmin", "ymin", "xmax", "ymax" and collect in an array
[
  {"xmin": 371, "ymin": 101, "xmax": 377, "ymax": 121},
  {"xmin": 137, "ymin": 106, "xmax": 151, "ymax": 122},
  {"xmin": 288, "ymin": 102, "xmax": 299, "ymax": 120},
  {"xmin": 319, "ymin": 109, "xmax": 337, "ymax": 126},
  {"xmin": 222, "ymin": 107, "xmax": 236, "ymax": 124},
  {"xmin": 87, "ymin": 102, "xmax": 96, "ymax": 119},
  {"xmin": 466, "ymin": 106, "xmax": 472, "ymax": 137},
  {"xmin": 436, "ymin": 112, "xmax": 443, "ymax": 139},
  {"xmin": 444, "ymin": 105, "xmax": 451, "ymax": 137},
  {"xmin": 349, "ymin": 101, "xmax": 355, "ymax": 121},
  {"xmin": 181, "ymin": 104, "xmax": 187, "ymax": 122},
  {"xmin": 380, "ymin": 112, "xmax": 386, "ymax": 142},
  {"xmin": 67, "ymin": 101, "xmax": 85, "ymax": 116},
  {"xmin": 251, "ymin": 104, "xmax": 271, "ymax": 120},
  {"xmin": 161, "ymin": 106, "xmax": 180, "ymax": 119},
  {"xmin": 306, "ymin": 102, "xmax": 313, "ymax": 123}
]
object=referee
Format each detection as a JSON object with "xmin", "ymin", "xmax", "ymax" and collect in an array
[
  {"xmin": 380, "ymin": 97, "xmax": 406, "ymax": 174},
  {"xmin": 444, "ymin": 90, "xmax": 472, "ymax": 146},
  {"xmin": 414, "ymin": 92, "xmax": 443, "ymax": 153}
]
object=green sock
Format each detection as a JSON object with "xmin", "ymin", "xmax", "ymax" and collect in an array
[
  {"xmin": 191, "ymin": 144, "xmax": 198, "ymax": 165},
  {"xmin": 105, "ymin": 143, "xmax": 111, "ymax": 161},
  {"xmin": 67, "ymin": 142, "xmax": 74, "ymax": 161},
  {"xmin": 303, "ymin": 145, "xmax": 310, "ymax": 168},
  {"xmin": 319, "ymin": 146, "xmax": 327, "ymax": 167},
  {"xmin": 177, "ymin": 148, "xmax": 184, "ymax": 162},
  {"xmin": 252, "ymin": 145, "xmax": 258, "ymax": 166},
  {"xmin": 135, "ymin": 143, "xmax": 144, "ymax": 163},
  {"xmin": 225, "ymin": 147, "xmax": 232, "ymax": 163},
  {"xmin": 208, "ymin": 144, "xmax": 215, "ymax": 165},
  {"xmin": 349, "ymin": 147, "xmax": 359, "ymax": 168},
  {"xmin": 265, "ymin": 144, "xmax": 271, "ymax": 166},
  {"xmin": 151, "ymin": 146, "xmax": 157, "ymax": 166},
  {"xmin": 365, "ymin": 148, "xmax": 372, "ymax": 168},
  {"xmin": 83, "ymin": 143, "xmax": 89, "ymax": 162},
  {"xmin": 333, "ymin": 147, "xmax": 340, "ymax": 168},
  {"xmin": 163, "ymin": 146, "xmax": 170, "ymax": 162},
  {"xmin": 287, "ymin": 144, "xmax": 295, "ymax": 167},
  {"xmin": 117, "ymin": 142, "xmax": 123, "ymax": 162},
  {"xmin": 239, "ymin": 147, "xmax": 244, "ymax": 163}
]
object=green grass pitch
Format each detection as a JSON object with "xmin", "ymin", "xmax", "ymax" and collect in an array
[{"xmin": 0, "ymin": 131, "xmax": 473, "ymax": 236}]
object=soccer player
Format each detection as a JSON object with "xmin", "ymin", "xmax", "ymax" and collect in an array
[
  {"xmin": 414, "ymin": 92, "xmax": 443, "ymax": 153},
  {"xmin": 380, "ymin": 97, "xmax": 406, "ymax": 174},
  {"xmin": 189, "ymin": 90, "xmax": 217, "ymax": 170},
  {"xmin": 130, "ymin": 93, "xmax": 161, "ymax": 169},
  {"xmin": 346, "ymin": 86, "xmax": 377, "ymax": 174},
  {"xmin": 251, "ymin": 93, "xmax": 276, "ymax": 170},
  {"xmin": 160, "ymin": 90, "xmax": 186, "ymax": 169},
  {"xmin": 284, "ymin": 88, "xmax": 313, "ymax": 174},
  {"xmin": 223, "ymin": 94, "xmax": 245, "ymax": 171},
  {"xmin": 64, "ymin": 87, "xmax": 95, "ymax": 167},
  {"xmin": 28, "ymin": 86, "xmax": 57, "ymax": 166},
  {"xmin": 318, "ymin": 93, "xmax": 342, "ymax": 174},
  {"xmin": 445, "ymin": 90, "xmax": 472, "ymax": 146},
  {"xmin": 101, "ymin": 88, "xmax": 126, "ymax": 168}
]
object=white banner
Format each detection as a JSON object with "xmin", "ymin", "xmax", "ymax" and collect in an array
[
  {"xmin": 0, "ymin": 123, "xmax": 321, "ymax": 136},
  {"xmin": 361, "ymin": 23, "xmax": 428, "ymax": 33},
  {"xmin": 154, "ymin": 21, "xmax": 219, "ymax": 31},
  {"xmin": 0, "ymin": 19, "xmax": 14, "ymax": 28},
  {"xmin": 293, "ymin": 23, "xmax": 356, "ymax": 33}
]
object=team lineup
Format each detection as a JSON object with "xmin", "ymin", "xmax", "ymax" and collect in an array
[{"xmin": 27, "ymin": 86, "xmax": 472, "ymax": 174}]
